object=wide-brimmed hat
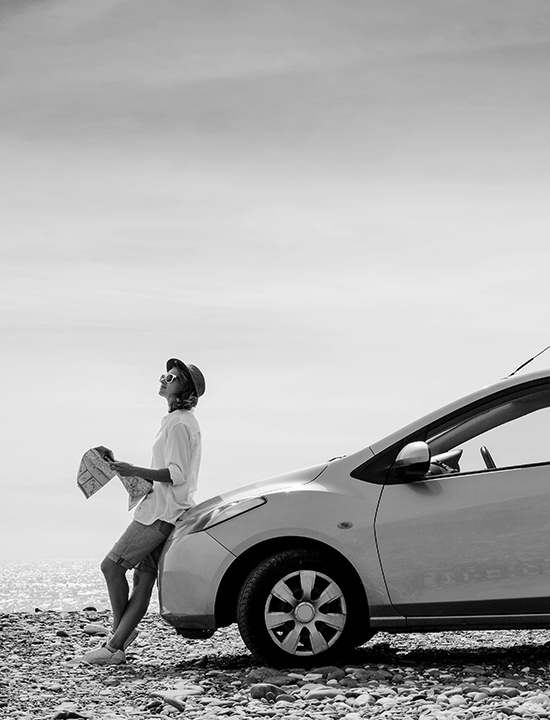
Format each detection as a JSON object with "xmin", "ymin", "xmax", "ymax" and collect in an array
[{"xmin": 166, "ymin": 358, "xmax": 206, "ymax": 398}]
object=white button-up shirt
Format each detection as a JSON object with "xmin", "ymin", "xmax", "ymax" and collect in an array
[{"xmin": 133, "ymin": 409, "xmax": 201, "ymax": 525}]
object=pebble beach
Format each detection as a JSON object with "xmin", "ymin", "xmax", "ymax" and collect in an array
[{"xmin": 5, "ymin": 607, "xmax": 550, "ymax": 720}]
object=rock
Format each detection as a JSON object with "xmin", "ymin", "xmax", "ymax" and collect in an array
[
  {"xmin": 151, "ymin": 686, "xmax": 204, "ymax": 711},
  {"xmin": 327, "ymin": 669, "xmax": 347, "ymax": 681},
  {"xmin": 263, "ymin": 674, "xmax": 293, "ymax": 686},
  {"xmin": 502, "ymin": 677, "xmax": 524, "ymax": 688},
  {"xmin": 56, "ymin": 629, "xmax": 70, "ymax": 637},
  {"xmin": 338, "ymin": 677, "xmax": 359, "ymax": 687},
  {"xmin": 352, "ymin": 668, "xmax": 391, "ymax": 682},
  {"xmin": 249, "ymin": 683, "xmax": 286, "ymax": 700},
  {"xmin": 245, "ymin": 668, "xmax": 280, "ymax": 684},
  {"xmin": 173, "ymin": 683, "xmax": 205, "ymax": 695},
  {"xmin": 82, "ymin": 623, "xmax": 108, "ymax": 636},
  {"xmin": 473, "ymin": 692, "xmax": 489, "ymax": 702},
  {"xmin": 163, "ymin": 697, "xmax": 186, "ymax": 712},
  {"xmin": 300, "ymin": 683, "xmax": 327, "ymax": 692},
  {"xmin": 275, "ymin": 694, "xmax": 296, "ymax": 703},
  {"xmin": 305, "ymin": 688, "xmax": 342, "ymax": 700},
  {"xmin": 464, "ymin": 665, "xmax": 487, "ymax": 675},
  {"xmin": 304, "ymin": 672, "xmax": 324, "ymax": 681},
  {"xmin": 312, "ymin": 665, "xmax": 343, "ymax": 678},
  {"xmin": 354, "ymin": 694, "xmax": 374, "ymax": 707},
  {"xmin": 491, "ymin": 687, "xmax": 521, "ymax": 698},
  {"xmin": 520, "ymin": 701, "xmax": 549, "ymax": 718},
  {"xmin": 376, "ymin": 698, "xmax": 399, "ymax": 710},
  {"xmin": 145, "ymin": 700, "xmax": 164, "ymax": 710},
  {"xmin": 492, "ymin": 706, "xmax": 515, "ymax": 716}
]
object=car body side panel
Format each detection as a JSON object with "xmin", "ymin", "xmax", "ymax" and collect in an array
[{"xmin": 375, "ymin": 464, "xmax": 550, "ymax": 618}]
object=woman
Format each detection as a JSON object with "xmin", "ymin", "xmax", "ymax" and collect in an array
[{"xmin": 79, "ymin": 358, "xmax": 205, "ymax": 665}]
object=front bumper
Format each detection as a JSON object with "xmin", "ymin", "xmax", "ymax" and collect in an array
[{"xmin": 158, "ymin": 529, "xmax": 235, "ymax": 630}]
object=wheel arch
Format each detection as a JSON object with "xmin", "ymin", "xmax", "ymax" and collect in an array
[{"xmin": 214, "ymin": 536, "xmax": 371, "ymax": 630}]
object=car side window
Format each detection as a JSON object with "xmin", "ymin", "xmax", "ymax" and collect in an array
[{"xmin": 426, "ymin": 384, "xmax": 550, "ymax": 475}]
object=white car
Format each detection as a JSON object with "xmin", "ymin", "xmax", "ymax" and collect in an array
[{"xmin": 158, "ymin": 368, "xmax": 550, "ymax": 668}]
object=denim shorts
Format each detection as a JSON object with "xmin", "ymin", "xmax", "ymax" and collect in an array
[{"xmin": 106, "ymin": 519, "xmax": 175, "ymax": 576}]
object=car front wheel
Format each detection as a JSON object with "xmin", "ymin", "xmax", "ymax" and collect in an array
[{"xmin": 237, "ymin": 549, "xmax": 368, "ymax": 668}]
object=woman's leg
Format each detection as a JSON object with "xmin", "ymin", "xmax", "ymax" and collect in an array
[
  {"xmin": 100, "ymin": 557, "xmax": 130, "ymax": 632},
  {"xmin": 107, "ymin": 568, "xmax": 156, "ymax": 650}
]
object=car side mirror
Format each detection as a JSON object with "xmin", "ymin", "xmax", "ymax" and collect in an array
[{"xmin": 392, "ymin": 441, "xmax": 431, "ymax": 481}]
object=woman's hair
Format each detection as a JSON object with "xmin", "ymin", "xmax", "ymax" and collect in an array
[{"xmin": 168, "ymin": 376, "xmax": 199, "ymax": 412}]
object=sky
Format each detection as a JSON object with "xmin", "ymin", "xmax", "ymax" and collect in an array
[{"xmin": 1, "ymin": 0, "xmax": 550, "ymax": 559}]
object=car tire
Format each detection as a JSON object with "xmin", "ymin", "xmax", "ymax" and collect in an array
[{"xmin": 237, "ymin": 548, "xmax": 369, "ymax": 668}]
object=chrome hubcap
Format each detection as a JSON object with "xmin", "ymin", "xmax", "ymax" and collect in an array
[{"xmin": 264, "ymin": 569, "xmax": 347, "ymax": 656}]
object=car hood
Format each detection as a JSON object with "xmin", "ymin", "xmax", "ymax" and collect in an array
[{"xmin": 177, "ymin": 461, "xmax": 329, "ymax": 525}]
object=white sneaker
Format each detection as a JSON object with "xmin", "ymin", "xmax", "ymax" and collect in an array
[{"xmin": 78, "ymin": 645, "xmax": 126, "ymax": 665}]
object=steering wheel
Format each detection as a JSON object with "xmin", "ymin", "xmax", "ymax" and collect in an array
[{"xmin": 480, "ymin": 445, "xmax": 496, "ymax": 470}]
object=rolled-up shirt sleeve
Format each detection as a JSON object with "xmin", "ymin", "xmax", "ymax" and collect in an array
[{"xmin": 164, "ymin": 422, "xmax": 193, "ymax": 486}]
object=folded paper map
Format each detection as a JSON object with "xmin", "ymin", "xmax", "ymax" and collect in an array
[{"xmin": 77, "ymin": 448, "xmax": 152, "ymax": 510}]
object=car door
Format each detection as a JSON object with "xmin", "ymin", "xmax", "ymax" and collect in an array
[{"xmin": 374, "ymin": 384, "xmax": 550, "ymax": 622}]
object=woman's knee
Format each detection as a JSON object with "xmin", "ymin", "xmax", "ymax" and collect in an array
[{"xmin": 101, "ymin": 556, "xmax": 125, "ymax": 579}]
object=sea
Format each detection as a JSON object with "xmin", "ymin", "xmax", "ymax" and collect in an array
[{"xmin": 0, "ymin": 559, "xmax": 158, "ymax": 613}]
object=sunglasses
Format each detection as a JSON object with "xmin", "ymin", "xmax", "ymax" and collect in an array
[{"xmin": 159, "ymin": 373, "xmax": 182, "ymax": 385}]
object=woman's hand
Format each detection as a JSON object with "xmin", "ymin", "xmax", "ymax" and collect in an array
[
  {"xmin": 94, "ymin": 445, "xmax": 115, "ymax": 462},
  {"xmin": 110, "ymin": 461, "xmax": 137, "ymax": 477}
]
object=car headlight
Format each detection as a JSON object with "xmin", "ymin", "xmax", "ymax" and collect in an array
[{"xmin": 179, "ymin": 497, "xmax": 267, "ymax": 534}]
